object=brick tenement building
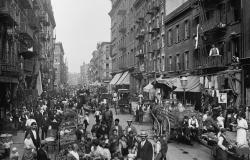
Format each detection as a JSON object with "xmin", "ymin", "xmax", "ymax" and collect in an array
[
  {"xmin": 159, "ymin": 0, "xmax": 247, "ymax": 111},
  {"xmin": 164, "ymin": 1, "xmax": 193, "ymax": 77},
  {"xmin": 109, "ymin": 0, "xmax": 138, "ymax": 93},
  {"xmin": 132, "ymin": 0, "xmax": 167, "ymax": 92},
  {"xmin": 0, "ymin": 0, "xmax": 56, "ymax": 119}
]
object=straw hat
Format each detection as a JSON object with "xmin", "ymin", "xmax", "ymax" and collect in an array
[{"xmin": 139, "ymin": 131, "xmax": 148, "ymax": 137}]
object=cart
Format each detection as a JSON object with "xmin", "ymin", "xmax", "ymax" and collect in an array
[
  {"xmin": 151, "ymin": 99, "xmax": 202, "ymax": 139},
  {"xmin": 118, "ymin": 89, "xmax": 131, "ymax": 113}
]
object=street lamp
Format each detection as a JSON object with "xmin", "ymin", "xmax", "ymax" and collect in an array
[{"xmin": 180, "ymin": 76, "xmax": 188, "ymax": 107}]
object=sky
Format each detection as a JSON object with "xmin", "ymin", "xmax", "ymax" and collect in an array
[{"xmin": 51, "ymin": 0, "xmax": 111, "ymax": 73}]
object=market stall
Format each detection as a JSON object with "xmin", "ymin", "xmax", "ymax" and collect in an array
[
  {"xmin": 201, "ymin": 131, "xmax": 250, "ymax": 159},
  {"xmin": 56, "ymin": 109, "xmax": 86, "ymax": 160}
]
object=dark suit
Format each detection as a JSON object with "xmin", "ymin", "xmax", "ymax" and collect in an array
[
  {"xmin": 37, "ymin": 148, "xmax": 50, "ymax": 160},
  {"xmin": 136, "ymin": 140, "xmax": 153, "ymax": 160}
]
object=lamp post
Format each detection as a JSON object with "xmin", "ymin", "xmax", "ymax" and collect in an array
[{"xmin": 180, "ymin": 76, "xmax": 188, "ymax": 107}]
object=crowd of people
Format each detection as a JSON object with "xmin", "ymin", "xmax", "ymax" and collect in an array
[{"xmin": 1, "ymin": 87, "xmax": 169, "ymax": 160}]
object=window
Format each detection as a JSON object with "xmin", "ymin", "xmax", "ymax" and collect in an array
[
  {"xmin": 176, "ymin": 54, "xmax": 181, "ymax": 70},
  {"xmin": 161, "ymin": 56, "xmax": 165, "ymax": 71},
  {"xmin": 184, "ymin": 20, "xmax": 190, "ymax": 39},
  {"xmin": 168, "ymin": 29, "xmax": 173, "ymax": 46},
  {"xmin": 169, "ymin": 56, "xmax": 172, "ymax": 71},
  {"xmin": 184, "ymin": 51, "xmax": 189, "ymax": 70},
  {"xmin": 176, "ymin": 25, "xmax": 180, "ymax": 43}
]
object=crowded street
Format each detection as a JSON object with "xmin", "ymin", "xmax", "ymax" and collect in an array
[
  {"xmin": 1, "ymin": 90, "xmax": 213, "ymax": 160},
  {"xmin": 0, "ymin": 0, "xmax": 250, "ymax": 160}
]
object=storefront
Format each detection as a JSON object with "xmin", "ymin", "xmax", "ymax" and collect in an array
[{"xmin": 199, "ymin": 69, "xmax": 242, "ymax": 114}]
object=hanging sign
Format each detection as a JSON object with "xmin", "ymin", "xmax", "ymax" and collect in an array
[{"xmin": 218, "ymin": 93, "xmax": 227, "ymax": 104}]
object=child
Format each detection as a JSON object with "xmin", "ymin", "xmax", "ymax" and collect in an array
[
  {"xmin": 9, "ymin": 147, "xmax": 19, "ymax": 160},
  {"xmin": 127, "ymin": 148, "xmax": 136, "ymax": 160}
]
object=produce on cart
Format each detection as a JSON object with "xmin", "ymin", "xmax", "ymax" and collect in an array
[
  {"xmin": 202, "ymin": 131, "xmax": 250, "ymax": 159},
  {"xmin": 152, "ymin": 99, "xmax": 202, "ymax": 138}
]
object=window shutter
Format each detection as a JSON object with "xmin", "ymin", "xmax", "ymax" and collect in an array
[
  {"xmin": 182, "ymin": 21, "xmax": 185, "ymax": 40},
  {"xmin": 187, "ymin": 20, "xmax": 190, "ymax": 39},
  {"xmin": 166, "ymin": 57, "xmax": 169, "ymax": 71},
  {"xmin": 181, "ymin": 53, "xmax": 185, "ymax": 71},
  {"xmin": 173, "ymin": 55, "xmax": 176, "ymax": 72}
]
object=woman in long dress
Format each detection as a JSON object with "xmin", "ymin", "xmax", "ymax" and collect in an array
[{"xmin": 236, "ymin": 113, "xmax": 248, "ymax": 147}]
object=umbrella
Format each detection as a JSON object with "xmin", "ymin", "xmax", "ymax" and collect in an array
[{"xmin": 143, "ymin": 83, "xmax": 155, "ymax": 93}]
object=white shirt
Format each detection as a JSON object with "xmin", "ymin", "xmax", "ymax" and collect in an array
[
  {"xmin": 141, "ymin": 140, "xmax": 146, "ymax": 148},
  {"xmin": 217, "ymin": 116, "xmax": 225, "ymax": 128},
  {"xmin": 188, "ymin": 118, "xmax": 199, "ymax": 128},
  {"xmin": 31, "ymin": 130, "xmax": 37, "ymax": 140},
  {"xmin": 95, "ymin": 110, "xmax": 101, "ymax": 116},
  {"xmin": 24, "ymin": 138, "xmax": 35, "ymax": 149},
  {"xmin": 69, "ymin": 150, "xmax": 79, "ymax": 160}
]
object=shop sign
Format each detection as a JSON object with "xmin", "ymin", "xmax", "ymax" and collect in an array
[{"xmin": 218, "ymin": 93, "xmax": 227, "ymax": 104}]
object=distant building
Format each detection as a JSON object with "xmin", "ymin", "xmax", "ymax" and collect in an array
[
  {"xmin": 68, "ymin": 73, "xmax": 81, "ymax": 86},
  {"xmin": 88, "ymin": 42, "xmax": 112, "ymax": 84},
  {"xmin": 80, "ymin": 62, "xmax": 89, "ymax": 85}
]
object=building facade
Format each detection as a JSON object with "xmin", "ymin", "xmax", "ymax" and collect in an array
[
  {"xmin": 54, "ymin": 42, "xmax": 68, "ymax": 87},
  {"xmin": 80, "ymin": 62, "xmax": 89, "ymax": 86},
  {"xmin": 0, "ymin": 0, "xmax": 56, "ymax": 119},
  {"xmin": 109, "ymin": 0, "xmax": 250, "ymax": 116},
  {"xmin": 88, "ymin": 42, "xmax": 112, "ymax": 84}
]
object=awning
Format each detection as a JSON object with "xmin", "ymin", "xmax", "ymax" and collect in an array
[
  {"xmin": 174, "ymin": 76, "xmax": 200, "ymax": 92},
  {"xmin": 156, "ymin": 77, "xmax": 178, "ymax": 89},
  {"xmin": 109, "ymin": 73, "xmax": 122, "ymax": 85},
  {"xmin": 116, "ymin": 71, "xmax": 130, "ymax": 85}
]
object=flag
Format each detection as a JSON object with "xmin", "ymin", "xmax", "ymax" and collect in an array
[
  {"xmin": 36, "ymin": 70, "xmax": 43, "ymax": 96},
  {"xmin": 195, "ymin": 24, "xmax": 200, "ymax": 49}
]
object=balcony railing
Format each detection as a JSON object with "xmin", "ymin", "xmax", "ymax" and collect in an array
[
  {"xmin": 0, "ymin": 61, "xmax": 19, "ymax": 75},
  {"xmin": 135, "ymin": 50, "xmax": 144, "ymax": 58},
  {"xmin": 152, "ymin": 21, "xmax": 160, "ymax": 33},
  {"xmin": 135, "ymin": 29, "xmax": 145, "ymax": 40},
  {"xmin": 28, "ymin": 9, "xmax": 39, "ymax": 30},
  {"xmin": 39, "ymin": 12, "xmax": 50, "ymax": 26},
  {"xmin": 39, "ymin": 31, "xmax": 49, "ymax": 41},
  {"xmin": 20, "ymin": 0, "xmax": 33, "ymax": 9},
  {"xmin": 194, "ymin": 55, "xmax": 226, "ymax": 69},
  {"xmin": 24, "ymin": 59, "xmax": 34, "ymax": 73},
  {"xmin": 202, "ymin": 21, "xmax": 227, "ymax": 35},
  {"xmin": 119, "ymin": 41, "xmax": 126, "ymax": 52},
  {"xmin": 0, "ymin": 0, "xmax": 19, "ymax": 26},
  {"xmin": 202, "ymin": 0, "xmax": 224, "ymax": 9},
  {"xmin": 151, "ymin": 0, "xmax": 160, "ymax": 12},
  {"xmin": 18, "ymin": 22, "xmax": 34, "ymax": 40}
]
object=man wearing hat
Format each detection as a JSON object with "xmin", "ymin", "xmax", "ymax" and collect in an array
[
  {"xmin": 125, "ymin": 120, "xmax": 137, "ymax": 136},
  {"xmin": 136, "ymin": 131, "xmax": 153, "ymax": 160}
]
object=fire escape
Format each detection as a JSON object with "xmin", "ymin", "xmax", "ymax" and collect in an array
[{"xmin": 194, "ymin": 0, "xmax": 227, "ymax": 72}]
